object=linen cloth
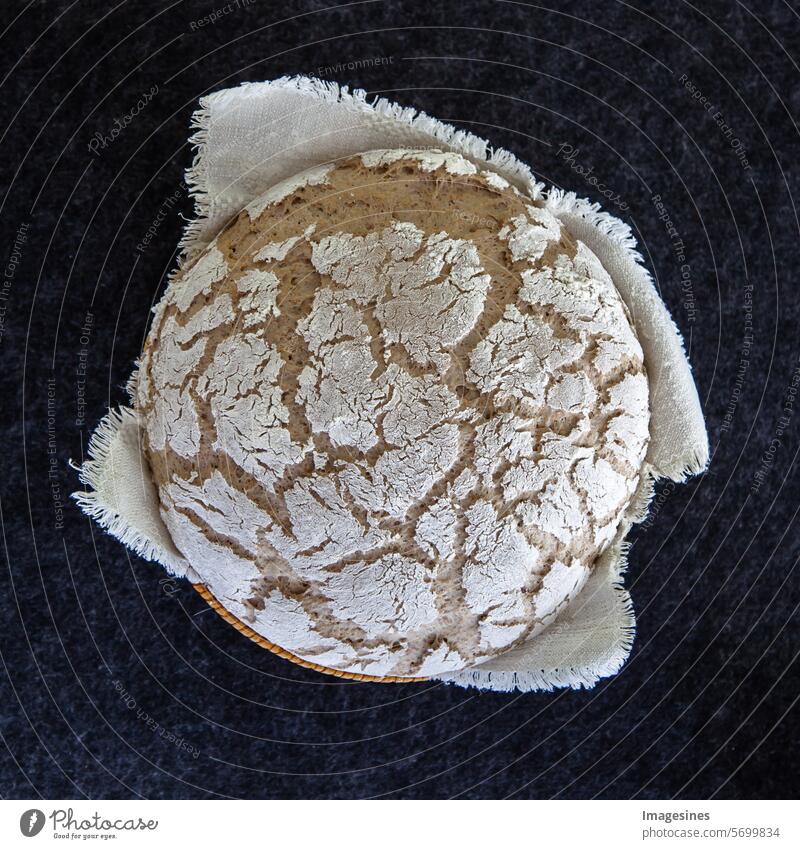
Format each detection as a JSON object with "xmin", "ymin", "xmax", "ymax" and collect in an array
[{"xmin": 74, "ymin": 76, "xmax": 708, "ymax": 692}]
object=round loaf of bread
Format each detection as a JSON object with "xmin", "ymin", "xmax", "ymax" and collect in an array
[{"xmin": 135, "ymin": 149, "xmax": 650, "ymax": 678}]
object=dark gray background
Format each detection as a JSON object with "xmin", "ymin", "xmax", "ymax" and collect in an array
[{"xmin": 1, "ymin": 0, "xmax": 798, "ymax": 799}]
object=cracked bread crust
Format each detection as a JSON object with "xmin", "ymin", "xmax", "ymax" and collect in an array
[{"xmin": 136, "ymin": 149, "xmax": 650, "ymax": 678}]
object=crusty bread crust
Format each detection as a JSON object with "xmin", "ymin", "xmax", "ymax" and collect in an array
[{"xmin": 136, "ymin": 150, "xmax": 649, "ymax": 678}]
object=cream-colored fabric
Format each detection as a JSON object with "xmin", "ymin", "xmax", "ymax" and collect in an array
[
  {"xmin": 548, "ymin": 199, "xmax": 708, "ymax": 482},
  {"xmin": 73, "ymin": 76, "xmax": 708, "ymax": 692},
  {"xmin": 73, "ymin": 407, "xmax": 192, "ymax": 578}
]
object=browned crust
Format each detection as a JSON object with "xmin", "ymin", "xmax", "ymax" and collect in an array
[{"xmin": 192, "ymin": 583, "xmax": 428, "ymax": 683}]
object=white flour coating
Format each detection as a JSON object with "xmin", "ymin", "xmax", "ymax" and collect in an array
[
  {"xmin": 360, "ymin": 149, "xmax": 478, "ymax": 175},
  {"xmin": 245, "ymin": 164, "xmax": 332, "ymax": 220},
  {"xmin": 499, "ymin": 209, "xmax": 562, "ymax": 263},
  {"xmin": 137, "ymin": 149, "xmax": 650, "ymax": 678},
  {"xmin": 312, "ymin": 225, "xmax": 492, "ymax": 371}
]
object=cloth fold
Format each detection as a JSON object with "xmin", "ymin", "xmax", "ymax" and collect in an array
[{"xmin": 73, "ymin": 75, "xmax": 708, "ymax": 692}]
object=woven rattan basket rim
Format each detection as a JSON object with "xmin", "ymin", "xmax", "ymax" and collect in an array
[{"xmin": 192, "ymin": 583, "xmax": 426, "ymax": 683}]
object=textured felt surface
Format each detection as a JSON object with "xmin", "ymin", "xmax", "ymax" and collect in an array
[{"xmin": 0, "ymin": 0, "xmax": 798, "ymax": 799}]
